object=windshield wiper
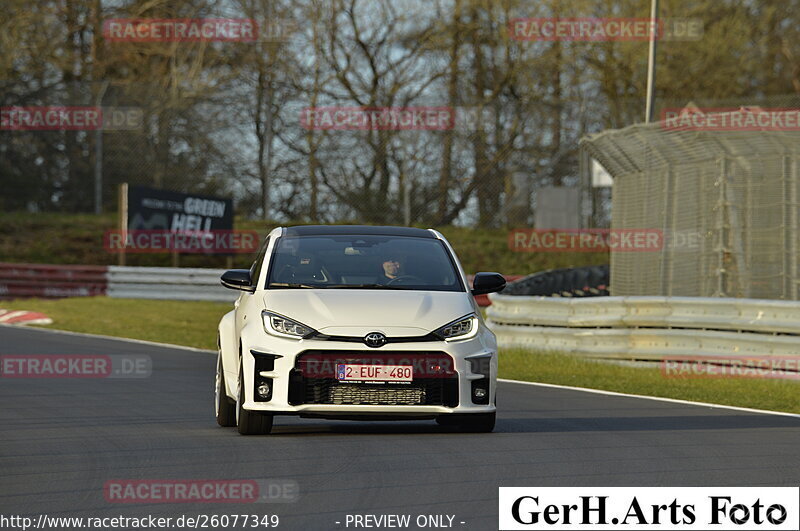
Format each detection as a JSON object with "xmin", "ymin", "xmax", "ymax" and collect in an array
[{"xmin": 268, "ymin": 283, "xmax": 319, "ymax": 289}]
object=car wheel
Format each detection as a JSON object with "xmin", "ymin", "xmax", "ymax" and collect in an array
[
  {"xmin": 215, "ymin": 352, "xmax": 236, "ymax": 427},
  {"xmin": 436, "ymin": 412, "xmax": 495, "ymax": 433},
  {"xmin": 236, "ymin": 360, "xmax": 274, "ymax": 435}
]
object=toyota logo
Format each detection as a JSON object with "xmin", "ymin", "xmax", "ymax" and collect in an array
[{"xmin": 364, "ymin": 332, "xmax": 387, "ymax": 348}]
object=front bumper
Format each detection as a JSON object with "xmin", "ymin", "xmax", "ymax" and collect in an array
[{"xmin": 235, "ymin": 321, "xmax": 497, "ymax": 416}]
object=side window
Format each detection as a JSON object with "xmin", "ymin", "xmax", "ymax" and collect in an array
[{"xmin": 249, "ymin": 237, "xmax": 270, "ymax": 289}]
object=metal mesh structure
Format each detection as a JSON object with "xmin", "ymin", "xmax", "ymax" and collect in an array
[{"xmin": 580, "ymin": 109, "xmax": 800, "ymax": 300}]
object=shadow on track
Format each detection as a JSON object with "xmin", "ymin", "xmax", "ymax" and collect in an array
[
  {"xmin": 497, "ymin": 414, "xmax": 800, "ymax": 433},
  {"xmin": 218, "ymin": 413, "xmax": 798, "ymax": 437}
]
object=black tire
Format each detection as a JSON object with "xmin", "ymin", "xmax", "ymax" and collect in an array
[
  {"xmin": 215, "ymin": 352, "xmax": 236, "ymax": 427},
  {"xmin": 236, "ymin": 361, "xmax": 274, "ymax": 435},
  {"xmin": 550, "ymin": 269, "xmax": 569, "ymax": 297},
  {"xmin": 436, "ymin": 412, "xmax": 495, "ymax": 433}
]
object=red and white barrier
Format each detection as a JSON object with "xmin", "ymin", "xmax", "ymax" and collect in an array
[{"xmin": 0, "ymin": 263, "xmax": 108, "ymax": 299}]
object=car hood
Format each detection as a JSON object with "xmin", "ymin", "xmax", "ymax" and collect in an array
[{"xmin": 262, "ymin": 289, "xmax": 474, "ymax": 336}]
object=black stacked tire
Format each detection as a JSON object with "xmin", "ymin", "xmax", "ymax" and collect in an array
[{"xmin": 502, "ymin": 265, "xmax": 609, "ymax": 297}]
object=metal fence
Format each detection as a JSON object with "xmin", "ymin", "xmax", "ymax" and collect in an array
[
  {"xmin": 0, "ymin": 262, "xmax": 234, "ymax": 302},
  {"xmin": 106, "ymin": 266, "xmax": 236, "ymax": 302},
  {"xmin": 487, "ymin": 293, "xmax": 800, "ymax": 363},
  {"xmin": 580, "ymin": 106, "xmax": 800, "ymax": 300}
]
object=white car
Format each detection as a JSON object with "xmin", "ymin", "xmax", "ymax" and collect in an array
[{"xmin": 215, "ymin": 225, "xmax": 506, "ymax": 435}]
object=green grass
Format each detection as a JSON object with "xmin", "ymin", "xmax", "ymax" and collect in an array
[
  {"xmin": 0, "ymin": 211, "xmax": 608, "ymax": 275},
  {"xmin": 499, "ymin": 349, "xmax": 800, "ymax": 414},
  {"xmin": 0, "ymin": 297, "xmax": 229, "ymax": 350},
  {"xmin": 2, "ymin": 297, "xmax": 797, "ymax": 414}
]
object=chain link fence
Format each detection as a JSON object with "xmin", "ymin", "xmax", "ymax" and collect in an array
[{"xmin": 581, "ymin": 98, "xmax": 800, "ymax": 300}]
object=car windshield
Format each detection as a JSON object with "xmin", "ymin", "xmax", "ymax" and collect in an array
[{"xmin": 266, "ymin": 235, "xmax": 463, "ymax": 291}]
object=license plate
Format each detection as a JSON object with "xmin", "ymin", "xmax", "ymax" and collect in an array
[{"xmin": 336, "ymin": 364, "xmax": 413, "ymax": 382}]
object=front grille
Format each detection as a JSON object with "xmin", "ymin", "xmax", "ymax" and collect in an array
[
  {"xmin": 330, "ymin": 383, "xmax": 424, "ymax": 405},
  {"xmin": 289, "ymin": 350, "xmax": 459, "ymax": 407},
  {"xmin": 300, "ymin": 378, "xmax": 452, "ymax": 406}
]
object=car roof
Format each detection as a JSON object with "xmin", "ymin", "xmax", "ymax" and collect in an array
[{"xmin": 281, "ymin": 225, "xmax": 436, "ymax": 239}]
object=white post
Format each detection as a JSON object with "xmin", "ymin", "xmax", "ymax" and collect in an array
[{"xmin": 645, "ymin": 0, "xmax": 659, "ymax": 123}]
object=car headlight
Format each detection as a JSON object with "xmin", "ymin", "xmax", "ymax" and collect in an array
[
  {"xmin": 433, "ymin": 313, "xmax": 479, "ymax": 341},
  {"xmin": 262, "ymin": 311, "xmax": 316, "ymax": 339}
]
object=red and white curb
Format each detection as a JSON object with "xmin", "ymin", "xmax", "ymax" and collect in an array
[{"xmin": 0, "ymin": 310, "xmax": 53, "ymax": 325}]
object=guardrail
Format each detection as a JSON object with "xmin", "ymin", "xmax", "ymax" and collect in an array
[
  {"xmin": 0, "ymin": 262, "xmax": 234, "ymax": 302},
  {"xmin": 1, "ymin": 263, "xmax": 509, "ymax": 306},
  {"xmin": 486, "ymin": 294, "xmax": 800, "ymax": 360},
  {"xmin": 107, "ymin": 266, "xmax": 236, "ymax": 302}
]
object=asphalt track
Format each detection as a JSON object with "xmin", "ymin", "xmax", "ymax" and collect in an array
[{"xmin": 1, "ymin": 325, "xmax": 798, "ymax": 531}]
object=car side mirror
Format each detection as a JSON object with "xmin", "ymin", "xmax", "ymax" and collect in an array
[
  {"xmin": 221, "ymin": 269, "xmax": 255, "ymax": 292},
  {"xmin": 471, "ymin": 272, "xmax": 506, "ymax": 296}
]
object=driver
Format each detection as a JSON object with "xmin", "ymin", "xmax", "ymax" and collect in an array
[{"xmin": 379, "ymin": 255, "xmax": 402, "ymax": 283}]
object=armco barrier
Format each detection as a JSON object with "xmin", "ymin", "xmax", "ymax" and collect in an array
[
  {"xmin": 107, "ymin": 266, "xmax": 236, "ymax": 302},
  {"xmin": 486, "ymin": 294, "xmax": 800, "ymax": 361},
  {"xmin": 1, "ymin": 263, "xmax": 508, "ymax": 305},
  {"xmin": 0, "ymin": 263, "xmax": 108, "ymax": 299},
  {"xmin": 0, "ymin": 263, "xmax": 233, "ymax": 302},
  {"xmin": 109, "ymin": 269, "xmax": 514, "ymax": 303}
]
